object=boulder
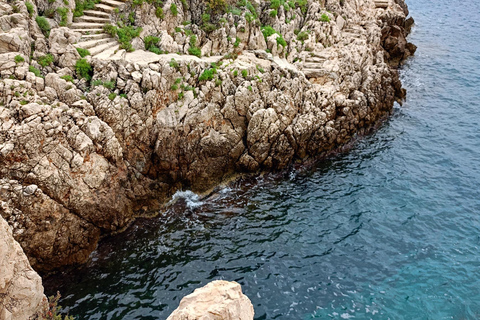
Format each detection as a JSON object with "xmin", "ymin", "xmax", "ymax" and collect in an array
[{"xmin": 167, "ymin": 281, "xmax": 254, "ymax": 320}]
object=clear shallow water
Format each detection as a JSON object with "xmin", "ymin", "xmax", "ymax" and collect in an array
[{"xmin": 45, "ymin": 0, "xmax": 480, "ymax": 318}]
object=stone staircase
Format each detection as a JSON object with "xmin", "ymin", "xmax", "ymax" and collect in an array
[
  {"xmin": 72, "ymin": 0, "xmax": 128, "ymax": 58},
  {"xmin": 301, "ymin": 55, "xmax": 327, "ymax": 79},
  {"xmin": 374, "ymin": 0, "xmax": 389, "ymax": 8}
]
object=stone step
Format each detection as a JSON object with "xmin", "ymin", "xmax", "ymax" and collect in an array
[
  {"xmin": 303, "ymin": 68, "xmax": 327, "ymax": 78},
  {"xmin": 73, "ymin": 28, "xmax": 104, "ymax": 35},
  {"xmin": 75, "ymin": 37, "xmax": 114, "ymax": 50},
  {"xmin": 94, "ymin": 3, "xmax": 116, "ymax": 13},
  {"xmin": 75, "ymin": 15, "xmax": 110, "ymax": 23},
  {"xmin": 99, "ymin": 0, "xmax": 125, "ymax": 7},
  {"xmin": 89, "ymin": 40, "xmax": 119, "ymax": 56},
  {"xmin": 302, "ymin": 62, "xmax": 324, "ymax": 69},
  {"xmin": 305, "ymin": 57, "xmax": 325, "ymax": 63},
  {"xmin": 80, "ymin": 33, "xmax": 110, "ymax": 42},
  {"xmin": 83, "ymin": 10, "xmax": 110, "ymax": 18},
  {"xmin": 71, "ymin": 22, "xmax": 105, "ymax": 30},
  {"xmin": 94, "ymin": 44, "xmax": 122, "ymax": 59},
  {"xmin": 374, "ymin": 0, "xmax": 389, "ymax": 8}
]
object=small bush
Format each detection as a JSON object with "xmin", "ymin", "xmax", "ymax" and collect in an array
[
  {"xmin": 75, "ymin": 58, "xmax": 92, "ymax": 81},
  {"xmin": 155, "ymin": 7, "xmax": 164, "ymax": 18},
  {"xmin": 234, "ymin": 37, "xmax": 241, "ymax": 47},
  {"xmin": 261, "ymin": 25, "xmax": 277, "ymax": 39},
  {"xmin": 215, "ymin": 79, "xmax": 222, "ymax": 87},
  {"xmin": 103, "ymin": 24, "xmax": 117, "ymax": 37},
  {"xmin": 201, "ymin": 13, "xmax": 210, "ymax": 23},
  {"xmin": 206, "ymin": 0, "xmax": 226, "ymax": 13},
  {"xmin": 276, "ymin": 35, "xmax": 287, "ymax": 47},
  {"xmin": 108, "ymin": 93, "xmax": 117, "ymax": 100},
  {"xmin": 241, "ymin": 69, "xmax": 248, "ymax": 78},
  {"xmin": 170, "ymin": 84, "xmax": 178, "ymax": 90},
  {"xmin": 92, "ymin": 79, "xmax": 103, "ymax": 86},
  {"xmin": 170, "ymin": 3, "xmax": 178, "ymax": 16},
  {"xmin": 169, "ymin": 59, "xmax": 179, "ymax": 69},
  {"xmin": 57, "ymin": 7, "xmax": 68, "ymax": 26},
  {"xmin": 74, "ymin": 0, "xmax": 100, "ymax": 17},
  {"xmin": 26, "ymin": 2, "xmax": 34, "ymax": 16},
  {"xmin": 269, "ymin": 9, "xmax": 277, "ymax": 17},
  {"xmin": 116, "ymin": 25, "xmax": 142, "ymax": 52},
  {"xmin": 14, "ymin": 55, "xmax": 24, "ymax": 64},
  {"xmin": 144, "ymin": 36, "xmax": 160, "ymax": 50},
  {"xmin": 296, "ymin": 30, "xmax": 309, "ymax": 42},
  {"xmin": 188, "ymin": 47, "xmax": 201, "ymax": 58},
  {"xmin": 35, "ymin": 16, "xmax": 51, "ymax": 37},
  {"xmin": 76, "ymin": 47, "xmax": 90, "ymax": 58},
  {"xmin": 120, "ymin": 93, "xmax": 127, "ymax": 99},
  {"xmin": 60, "ymin": 75, "xmax": 74, "ymax": 82},
  {"xmin": 270, "ymin": 0, "xmax": 281, "ymax": 10},
  {"xmin": 320, "ymin": 13, "xmax": 330, "ymax": 22},
  {"xmin": 233, "ymin": 70, "xmax": 238, "ymax": 77},
  {"xmin": 29, "ymin": 65, "xmax": 41, "ymax": 77},
  {"xmin": 37, "ymin": 54, "xmax": 54, "ymax": 67},
  {"xmin": 199, "ymin": 68, "xmax": 216, "ymax": 81},
  {"xmin": 248, "ymin": 85, "xmax": 252, "ymax": 91},
  {"xmin": 202, "ymin": 22, "xmax": 216, "ymax": 33}
]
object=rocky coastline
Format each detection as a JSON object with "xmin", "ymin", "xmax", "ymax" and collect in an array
[{"xmin": 0, "ymin": 0, "xmax": 414, "ymax": 317}]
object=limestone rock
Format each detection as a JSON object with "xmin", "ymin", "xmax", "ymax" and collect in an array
[
  {"xmin": 167, "ymin": 281, "xmax": 254, "ymax": 320},
  {"xmin": 0, "ymin": 216, "xmax": 46, "ymax": 320}
]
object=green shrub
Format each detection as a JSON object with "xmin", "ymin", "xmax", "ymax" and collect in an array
[
  {"xmin": 170, "ymin": 84, "xmax": 178, "ymax": 90},
  {"xmin": 37, "ymin": 54, "xmax": 54, "ymax": 67},
  {"xmin": 92, "ymin": 79, "xmax": 103, "ymax": 86},
  {"xmin": 180, "ymin": 0, "xmax": 188, "ymax": 10},
  {"xmin": 29, "ymin": 65, "xmax": 41, "ymax": 77},
  {"xmin": 296, "ymin": 0, "xmax": 307, "ymax": 13},
  {"xmin": 202, "ymin": 22, "xmax": 216, "ymax": 33},
  {"xmin": 170, "ymin": 3, "xmax": 177, "ymax": 16},
  {"xmin": 76, "ymin": 47, "xmax": 90, "ymax": 58},
  {"xmin": 74, "ymin": 0, "xmax": 100, "ymax": 17},
  {"xmin": 261, "ymin": 25, "xmax": 277, "ymax": 39},
  {"xmin": 14, "ymin": 55, "xmax": 24, "ymax": 64},
  {"xmin": 108, "ymin": 93, "xmax": 117, "ymax": 100},
  {"xmin": 103, "ymin": 80, "xmax": 115, "ymax": 89},
  {"xmin": 155, "ymin": 7, "xmax": 164, "ymax": 18},
  {"xmin": 57, "ymin": 7, "xmax": 68, "ymax": 26},
  {"xmin": 119, "ymin": 93, "xmax": 128, "ymax": 99},
  {"xmin": 202, "ymin": 13, "xmax": 210, "ymax": 23},
  {"xmin": 234, "ymin": 37, "xmax": 240, "ymax": 47},
  {"xmin": 198, "ymin": 68, "xmax": 216, "ymax": 81},
  {"xmin": 116, "ymin": 25, "xmax": 142, "ymax": 52},
  {"xmin": 270, "ymin": 0, "xmax": 281, "ymax": 9},
  {"xmin": 169, "ymin": 58, "xmax": 179, "ymax": 69},
  {"xmin": 103, "ymin": 24, "xmax": 117, "ymax": 37},
  {"xmin": 188, "ymin": 47, "xmax": 201, "ymax": 57},
  {"xmin": 248, "ymin": 85, "xmax": 252, "ymax": 91},
  {"xmin": 320, "ymin": 13, "xmax": 330, "ymax": 22},
  {"xmin": 26, "ymin": 2, "xmax": 34, "ymax": 16},
  {"xmin": 215, "ymin": 79, "xmax": 222, "ymax": 87},
  {"xmin": 60, "ymin": 75, "xmax": 74, "ymax": 82},
  {"xmin": 35, "ymin": 16, "xmax": 51, "ymax": 37},
  {"xmin": 144, "ymin": 36, "xmax": 160, "ymax": 50},
  {"xmin": 276, "ymin": 35, "xmax": 287, "ymax": 47},
  {"xmin": 206, "ymin": 0, "xmax": 226, "ymax": 13},
  {"xmin": 233, "ymin": 70, "xmax": 238, "ymax": 77},
  {"xmin": 75, "ymin": 58, "xmax": 92, "ymax": 80},
  {"xmin": 269, "ymin": 9, "xmax": 277, "ymax": 17},
  {"xmin": 241, "ymin": 69, "xmax": 247, "ymax": 78},
  {"xmin": 296, "ymin": 30, "xmax": 309, "ymax": 42}
]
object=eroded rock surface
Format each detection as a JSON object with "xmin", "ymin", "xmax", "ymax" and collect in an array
[
  {"xmin": 0, "ymin": 215, "xmax": 46, "ymax": 320},
  {"xmin": 0, "ymin": 0, "xmax": 414, "ymax": 272},
  {"xmin": 167, "ymin": 280, "xmax": 254, "ymax": 320}
]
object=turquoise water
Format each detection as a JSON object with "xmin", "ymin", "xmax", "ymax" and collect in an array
[{"xmin": 45, "ymin": 0, "xmax": 480, "ymax": 318}]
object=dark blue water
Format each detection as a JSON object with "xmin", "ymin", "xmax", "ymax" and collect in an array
[{"xmin": 46, "ymin": 0, "xmax": 480, "ymax": 318}]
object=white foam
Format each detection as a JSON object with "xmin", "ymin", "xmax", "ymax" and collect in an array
[{"xmin": 168, "ymin": 190, "xmax": 204, "ymax": 209}]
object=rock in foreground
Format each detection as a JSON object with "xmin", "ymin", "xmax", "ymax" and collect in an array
[{"xmin": 167, "ymin": 280, "xmax": 254, "ymax": 320}]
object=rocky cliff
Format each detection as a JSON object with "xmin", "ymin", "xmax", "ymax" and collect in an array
[
  {"xmin": 0, "ymin": 215, "xmax": 46, "ymax": 320},
  {"xmin": 0, "ymin": 0, "xmax": 414, "ymax": 273}
]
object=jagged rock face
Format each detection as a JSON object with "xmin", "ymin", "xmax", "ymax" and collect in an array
[
  {"xmin": 167, "ymin": 280, "xmax": 254, "ymax": 320},
  {"xmin": 0, "ymin": 0, "xmax": 414, "ymax": 272},
  {"xmin": 0, "ymin": 215, "xmax": 46, "ymax": 320}
]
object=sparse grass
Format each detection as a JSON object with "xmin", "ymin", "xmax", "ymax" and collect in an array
[
  {"xmin": 234, "ymin": 37, "xmax": 241, "ymax": 48},
  {"xmin": 199, "ymin": 68, "xmax": 216, "ymax": 81},
  {"xmin": 29, "ymin": 66, "xmax": 41, "ymax": 77},
  {"xmin": 108, "ymin": 93, "xmax": 117, "ymax": 100},
  {"xmin": 60, "ymin": 75, "xmax": 74, "ymax": 82},
  {"xmin": 74, "ymin": 0, "xmax": 100, "ymax": 17},
  {"xmin": 241, "ymin": 69, "xmax": 248, "ymax": 78},
  {"xmin": 26, "ymin": 2, "xmax": 34, "ymax": 16},
  {"xmin": 57, "ymin": 7, "xmax": 68, "ymax": 26},
  {"xmin": 170, "ymin": 3, "xmax": 178, "ymax": 16},
  {"xmin": 320, "ymin": 13, "xmax": 330, "ymax": 22}
]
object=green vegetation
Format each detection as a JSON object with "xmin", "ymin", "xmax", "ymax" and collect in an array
[
  {"xmin": 206, "ymin": 0, "xmax": 226, "ymax": 13},
  {"xmin": 20, "ymin": 100, "xmax": 28, "ymax": 105},
  {"xmin": 103, "ymin": 24, "xmax": 142, "ymax": 52},
  {"xmin": 57, "ymin": 7, "xmax": 68, "ymax": 26},
  {"xmin": 248, "ymin": 85, "xmax": 252, "ymax": 91},
  {"xmin": 42, "ymin": 293, "xmax": 75, "ymax": 320},
  {"xmin": 144, "ymin": 36, "xmax": 164, "ymax": 54},
  {"xmin": 29, "ymin": 66, "xmax": 41, "ymax": 77},
  {"xmin": 261, "ymin": 25, "xmax": 276, "ymax": 39},
  {"xmin": 60, "ymin": 75, "xmax": 74, "ymax": 82},
  {"xmin": 269, "ymin": 9, "xmax": 277, "ymax": 17},
  {"xmin": 103, "ymin": 24, "xmax": 117, "ymax": 37},
  {"xmin": 76, "ymin": 47, "xmax": 90, "ymax": 58},
  {"xmin": 188, "ymin": 35, "xmax": 201, "ymax": 57},
  {"xmin": 170, "ymin": 84, "xmax": 178, "ymax": 90},
  {"xmin": 120, "ymin": 93, "xmax": 128, "ymax": 99},
  {"xmin": 170, "ymin": 3, "xmax": 178, "ymax": 16},
  {"xmin": 296, "ymin": 30, "xmax": 309, "ymax": 42},
  {"xmin": 233, "ymin": 70, "xmax": 238, "ymax": 76},
  {"xmin": 320, "ymin": 13, "xmax": 330, "ymax": 22},
  {"xmin": 74, "ymin": 0, "xmax": 100, "ymax": 17},
  {"xmin": 108, "ymin": 93, "xmax": 117, "ymax": 100},
  {"xmin": 199, "ymin": 68, "xmax": 217, "ymax": 81},
  {"xmin": 241, "ymin": 69, "xmax": 248, "ymax": 78},
  {"xmin": 26, "ymin": 2, "xmax": 34, "ymax": 16},
  {"xmin": 92, "ymin": 79, "xmax": 103, "ymax": 86},
  {"xmin": 75, "ymin": 58, "xmax": 92, "ymax": 81},
  {"xmin": 37, "ymin": 54, "xmax": 54, "ymax": 67},
  {"xmin": 155, "ymin": 7, "xmax": 164, "ymax": 19},
  {"xmin": 234, "ymin": 37, "xmax": 241, "ymax": 48},
  {"xmin": 276, "ymin": 35, "xmax": 287, "ymax": 47},
  {"xmin": 14, "ymin": 55, "xmax": 24, "ymax": 64},
  {"xmin": 35, "ymin": 16, "xmax": 51, "ymax": 37},
  {"xmin": 103, "ymin": 80, "xmax": 115, "ymax": 89},
  {"xmin": 169, "ymin": 58, "xmax": 179, "ymax": 69}
]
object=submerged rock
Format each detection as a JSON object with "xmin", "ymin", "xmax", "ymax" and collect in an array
[{"xmin": 167, "ymin": 280, "xmax": 254, "ymax": 320}]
